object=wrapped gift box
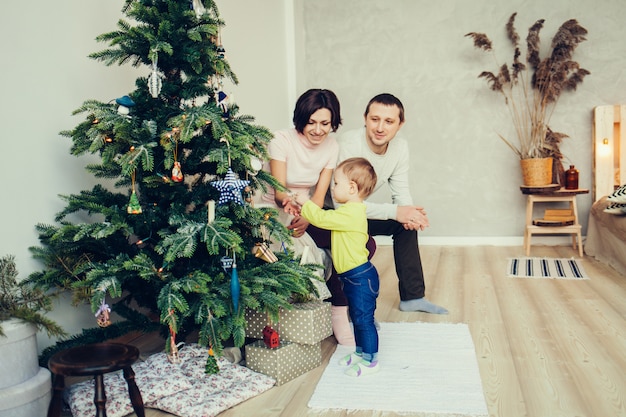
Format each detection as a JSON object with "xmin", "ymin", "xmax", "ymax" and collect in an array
[
  {"xmin": 245, "ymin": 301, "xmax": 331, "ymax": 345},
  {"xmin": 245, "ymin": 340, "xmax": 321, "ymax": 386}
]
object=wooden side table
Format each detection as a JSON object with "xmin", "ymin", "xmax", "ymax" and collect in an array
[
  {"xmin": 47, "ymin": 343, "xmax": 145, "ymax": 417},
  {"xmin": 523, "ymin": 188, "xmax": 589, "ymax": 257}
]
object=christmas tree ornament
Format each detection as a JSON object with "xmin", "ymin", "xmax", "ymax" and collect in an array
[
  {"xmin": 253, "ymin": 224, "xmax": 277, "ymax": 262},
  {"xmin": 262, "ymin": 325, "xmax": 280, "ymax": 348},
  {"xmin": 217, "ymin": 44, "xmax": 226, "ymax": 59},
  {"xmin": 115, "ymin": 95, "xmax": 135, "ymax": 115},
  {"xmin": 220, "ymin": 255, "xmax": 234, "ymax": 272},
  {"xmin": 211, "ymin": 25, "xmax": 226, "ymax": 60},
  {"xmin": 230, "ymin": 252, "xmax": 240, "ymax": 312},
  {"xmin": 127, "ymin": 191, "xmax": 142, "ymax": 214},
  {"xmin": 204, "ymin": 309, "xmax": 220, "ymax": 373},
  {"xmin": 208, "ymin": 76, "xmax": 224, "ymax": 99},
  {"xmin": 95, "ymin": 299, "xmax": 111, "ymax": 328},
  {"xmin": 253, "ymin": 242, "xmax": 278, "ymax": 263},
  {"xmin": 127, "ymin": 172, "xmax": 142, "ymax": 214},
  {"xmin": 243, "ymin": 172, "xmax": 253, "ymax": 204},
  {"xmin": 205, "ymin": 346, "xmax": 219, "ymax": 374},
  {"xmin": 210, "ymin": 168, "xmax": 250, "ymax": 205},
  {"xmin": 170, "ymin": 129, "xmax": 183, "ymax": 182},
  {"xmin": 207, "ymin": 200, "xmax": 215, "ymax": 223},
  {"xmin": 171, "ymin": 161, "xmax": 183, "ymax": 182},
  {"xmin": 192, "ymin": 0, "xmax": 206, "ymax": 19},
  {"xmin": 147, "ymin": 53, "xmax": 162, "ymax": 98},
  {"xmin": 249, "ymin": 155, "xmax": 263, "ymax": 173},
  {"xmin": 215, "ymin": 90, "xmax": 229, "ymax": 117}
]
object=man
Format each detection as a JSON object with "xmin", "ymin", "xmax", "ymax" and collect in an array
[{"xmin": 335, "ymin": 93, "xmax": 447, "ymax": 314}]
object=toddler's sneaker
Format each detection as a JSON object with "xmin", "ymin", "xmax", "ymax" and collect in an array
[
  {"xmin": 345, "ymin": 360, "xmax": 380, "ymax": 377},
  {"xmin": 338, "ymin": 352, "xmax": 362, "ymax": 366}
]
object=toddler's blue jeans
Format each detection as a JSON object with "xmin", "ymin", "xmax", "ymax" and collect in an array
[{"xmin": 338, "ymin": 261, "xmax": 379, "ymax": 362}]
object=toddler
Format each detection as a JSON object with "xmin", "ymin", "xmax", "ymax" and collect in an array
[{"xmin": 285, "ymin": 157, "xmax": 380, "ymax": 377}]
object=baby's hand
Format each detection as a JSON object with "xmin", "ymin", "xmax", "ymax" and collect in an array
[{"xmin": 282, "ymin": 197, "xmax": 301, "ymax": 216}]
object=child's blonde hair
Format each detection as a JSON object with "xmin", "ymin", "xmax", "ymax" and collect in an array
[{"xmin": 337, "ymin": 157, "xmax": 377, "ymax": 198}]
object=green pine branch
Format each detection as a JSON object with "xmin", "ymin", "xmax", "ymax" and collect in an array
[{"xmin": 0, "ymin": 255, "xmax": 67, "ymax": 338}]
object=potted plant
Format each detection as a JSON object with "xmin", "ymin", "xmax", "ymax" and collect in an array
[
  {"xmin": 0, "ymin": 254, "xmax": 66, "ymax": 417},
  {"xmin": 0, "ymin": 254, "xmax": 66, "ymax": 338},
  {"xmin": 465, "ymin": 13, "xmax": 590, "ymax": 186}
]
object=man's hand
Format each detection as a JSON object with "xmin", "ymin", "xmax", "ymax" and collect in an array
[{"xmin": 397, "ymin": 205, "xmax": 429, "ymax": 231}]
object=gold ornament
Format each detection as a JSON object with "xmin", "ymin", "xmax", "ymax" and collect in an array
[{"xmin": 252, "ymin": 242, "xmax": 278, "ymax": 263}]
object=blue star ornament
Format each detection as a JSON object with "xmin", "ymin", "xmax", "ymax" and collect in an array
[{"xmin": 210, "ymin": 168, "xmax": 250, "ymax": 205}]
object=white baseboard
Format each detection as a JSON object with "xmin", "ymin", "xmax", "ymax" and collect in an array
[{"xmin": 373, "ymin": 235, "xmax": 585, "ymax": 246}]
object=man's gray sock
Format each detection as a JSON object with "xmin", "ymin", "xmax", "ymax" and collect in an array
[{"xmin": 399, "ymin": 297, "xmax": 448, "ymax": 314}]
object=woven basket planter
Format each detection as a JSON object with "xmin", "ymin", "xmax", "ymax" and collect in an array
[{"xmin": 520, "ymin": 157, "xmax": 553, "ymax": 186}]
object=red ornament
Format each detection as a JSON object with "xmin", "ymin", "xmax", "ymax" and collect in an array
[
  {"xmin": 171, "ymin": 161, "xmax": 183, "ymax": 182},
  {"xmin": 262, "ymin": 325, "xmax": 280, "ymax": 348}
]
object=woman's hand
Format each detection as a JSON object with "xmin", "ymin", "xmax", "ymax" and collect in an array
[
  {"xmin": 288, "ymin": 216, "xmax": 310, "ymax": 238},
  {"xmin": 280, "ymin": 197, "xmax": 309, "ymax": 237}
]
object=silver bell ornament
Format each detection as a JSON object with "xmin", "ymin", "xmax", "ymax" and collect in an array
[{"xmin": 147, "ymin": 57, "xmax": 162, "ymax": 98}]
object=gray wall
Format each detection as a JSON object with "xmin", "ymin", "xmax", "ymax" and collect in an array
[
  {"xmin": 295, "ymin": 0, "xmax": 626, "ymax": 241},
  {"xmin": 0, "ymin": 2, "xmax": 143, "ymax": 347}
]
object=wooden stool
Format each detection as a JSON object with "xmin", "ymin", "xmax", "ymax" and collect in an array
[
  {"xmin": 523, "ymin": 188, "xmax": 588, "ymax": 257},
  {"xmin": 47, "ymin": 343, "xmax": 145, "ymax": 417}
]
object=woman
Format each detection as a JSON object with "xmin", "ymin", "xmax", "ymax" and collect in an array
[
  {"xmin": 262, "ymin": 88, "xmax": 340, "ymax": 222},
  {"xmin": 262, "ymin": 88, "xmax": 355, "ymax": 345}
]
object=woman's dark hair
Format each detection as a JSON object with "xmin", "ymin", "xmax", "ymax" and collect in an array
[
  {"xmin": 364, "ymin": 93, "xmax": 405, "ymax": 123},
  {"xmin": 293, "ymin": 89, "xmax": 342, "ymax": 133}
]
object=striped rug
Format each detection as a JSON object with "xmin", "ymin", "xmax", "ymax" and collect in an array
[{"xmin": 507, "ymin": 257, "xmax": 589, "ymax": 279}]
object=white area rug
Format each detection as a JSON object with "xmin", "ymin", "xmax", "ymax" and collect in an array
[
  {"xmin": 308, "ymin": 322, "xmax": 488, "ymax": 416},
  {"xmin": 507, "ymin": 257, "xmax": 589, "ymax": 279}
]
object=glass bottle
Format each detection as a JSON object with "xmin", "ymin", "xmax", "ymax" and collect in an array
[{"xmin": 565, "ymin": 165, "xmax": 579, "ymax": 190}]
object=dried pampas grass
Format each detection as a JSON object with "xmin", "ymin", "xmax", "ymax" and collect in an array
[{"xmin": 465, "ymin": 13, "xmax": 590, "ymax": 161}]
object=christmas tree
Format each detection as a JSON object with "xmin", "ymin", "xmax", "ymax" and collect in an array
[{"xmin": 28, "ymin": 0, "xmax": 319, "ymax": 366}]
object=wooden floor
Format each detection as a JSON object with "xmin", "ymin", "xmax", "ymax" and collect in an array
[{"xmin": 80, "ymin": 245, "xmax": 626, "ymax": 417}]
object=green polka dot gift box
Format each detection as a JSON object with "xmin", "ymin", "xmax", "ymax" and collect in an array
[
  {"xmin": 245, "ymin": 340, "xmax": 322, "ymax": 386},
  {"xmin": 245, "ymin": 301, "xmax": 332, "ymax": 345}
]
